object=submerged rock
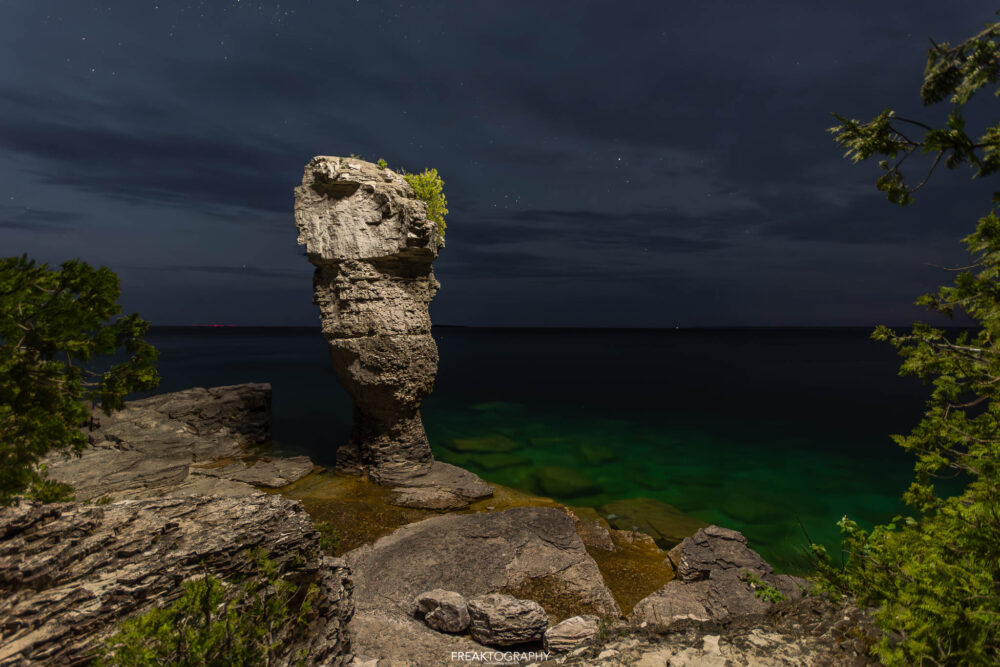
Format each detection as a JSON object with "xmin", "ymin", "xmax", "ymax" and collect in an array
[
  {"xmin": 467, "ymin": 593, "xmax": 548, "ymax": 646},
  {"xmin": 0, "ymin": 495, "xmax": 353, "ymax": 666},
  {"xmin": 580, "ymin": 444, "xmax": 616, "ymax": 465},
  {"xmin": 470, "ymin": 452, "xmax": 532, "ymax": 470},
  {"xmin": 533, "ymin": 466, "xmax": 601, "ymax": 498},
  {"xmin": 445, "ymin": 434, "xmax": 522, "ymax": 453},
  {"xmin": 600, "ymin": 497, "xmax": 708, "ymax": 548}
]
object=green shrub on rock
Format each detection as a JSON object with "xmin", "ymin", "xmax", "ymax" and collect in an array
[
  {"xmin": 403, "ymin": 167, "xmax": 449, "ymax": 246},
  {"xmin": 315, "ymin": 520, "xmax": 340, "ymax": 555},
  {"xmin": 99, "ymin": 553, "xmax": 319, "ymax": 666}
]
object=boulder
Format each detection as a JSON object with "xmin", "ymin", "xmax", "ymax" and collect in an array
[
  {"xmin": 567, "ymin": 507, "xmax": 618, "ymax": 552},
  {"xmin": 414, "ymin": 589, "xmax": 470, "ymax": 633},
  {"xmin": 544, "ymin": 614, "xmax": 601, "ymax": 653},
  {"xmin": 0, "ymin": 495, "xmax": 353, "ymax": 666},
  {"xmin": 383, "ymin": 461, "xmax": 493, "ymax": 509},
  {"xmin": 389, "ymin": 486, "xmax": 469, "ymax": 510},
  {"xmin": 675, "ymin": 525, "xmax": 768, "ymax": 582},
  {"xmin": 631, "ymin": 525, "xmax": 810, "ymax": 632},
  {"xmin": 467, "ymin": 594, "xmax": 548, "ymax": 646}
]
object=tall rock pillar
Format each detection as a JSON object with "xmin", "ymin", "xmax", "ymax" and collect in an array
[{"xmin": 294, "ymin": 156, "xmax": 466, "ymax": 491}]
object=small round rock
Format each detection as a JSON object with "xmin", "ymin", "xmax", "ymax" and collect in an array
[{"xmin": 414, "ymin": 589, "xmax": 470, "ymax": 633}]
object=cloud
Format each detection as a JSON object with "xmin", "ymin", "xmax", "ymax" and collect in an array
[
  {"xmin": 0, "ymin": 205, "xmax": 82, "ymax": 233},
  {"xmin": 121, "ymin": 264, "xmax": 305, "ymax": 281}
]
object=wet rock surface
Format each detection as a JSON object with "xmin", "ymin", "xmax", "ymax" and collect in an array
[
  {"xmin": 0, "ymin": 495, "xmax": 353, "ymax": 666},
  {"xmin": 601, "ymin": 497, "xmax": 709, "ymax": 549},
  {"xmin": 467, "ymin": 593, "xmax": 548, "ymax": 646}
]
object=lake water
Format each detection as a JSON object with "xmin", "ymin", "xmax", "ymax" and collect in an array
[{"xmin": 143, "ymin": 326, "xmax": 931, "ymax": 573}]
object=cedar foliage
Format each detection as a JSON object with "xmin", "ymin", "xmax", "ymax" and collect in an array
[
  {"xmin": 0, "ymin": 255, "xmax": 158, "ymax": 505},
  {"xmin": 812, "ymin": 13, "xmax": 1000, "ymax": 666},
  {"xmin": 403, "ymin": 167, "xmax": 449, "ymax": 246},
  {"xmin": 99, "ymin": 552, "xmax": 320, "ymax": 667}
]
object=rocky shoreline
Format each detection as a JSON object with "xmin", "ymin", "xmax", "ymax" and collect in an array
[
  {"xmin": 0, "ymin": 383, "xmax": 876, "ymax": 665},
  {"xmin": 0, "ymin": 159, "xmax": 876, "ymax": 665}
]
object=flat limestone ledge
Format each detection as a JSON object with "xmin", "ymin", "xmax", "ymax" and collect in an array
[
  {"xmin": 343, "ymin": 506, "xmax": 622, "ymax": 664},
  {"xmin": 0, "ymin": 495, "xmax": 354, "ymax": 666},
  {"xmin": 43, "ymin": 384, "xmax": 318, "ymax": 501}
]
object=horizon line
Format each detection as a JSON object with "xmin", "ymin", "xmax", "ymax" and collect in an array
[{"xmin": 148, "ymin": 323, "xmax": 973, "ymax": 331}]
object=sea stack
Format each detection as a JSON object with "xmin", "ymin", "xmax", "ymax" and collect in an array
[{"xmin": 293, "ymin": 156, "xmax": 451, "ymax": 486}]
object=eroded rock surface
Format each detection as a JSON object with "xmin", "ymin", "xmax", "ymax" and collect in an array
[
  {"xmin": 414, "ymin": 589, "xmax": 470, "ymax": 633},
  {"xmin": 44, "ymin": 383, "xmax": 295, "ymax": 501},
  {"xmin": 467, "ymin": 593, "xmax": 548, "ymax": 647},
  {"xmin": 294, "ymin": 156, "xmax": 442, "ymax": 483},
  {"xmin": 631, "ymin": 525, "xmax": 809, "ymax": 632},
  {"xmin": 562, "ymin": 597, "xmax": 877, "ymax": 666},
  {"xmin": 193, "ymin": 455, "xmax": 316, "ymax": 488},
  {"xmin": 545, "ymin": 614, "xmax": 601, "ymax": 653},
  {"xmin": 343, "ymin": 506, "xmax": 621, "ymax": 663},
  {"xmin": 0, "ymin": 495, "xmax": 353, "ymax": 666}
]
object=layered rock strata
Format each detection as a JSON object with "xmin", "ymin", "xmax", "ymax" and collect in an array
[
  {"xmin": 43, "ymin": 383, "xmax": 315, "ymax": 500},
  {"xmin": 293, "ymin": 157, "xmax": 441, "ymax": 484},
  {"xmin": 0, "ymin": 495, "xmax": 353, "ymax": 666},
  {"xmin": 294, "ymin": 157, "xmax": 490, "ymax": 505},
  {"xmin": 544, "ymin": 615, "xmax": 601, "ymax": 653},
  {"xmin": 467, "ymin": 593, "xmax": 549, "ymax": 646}
]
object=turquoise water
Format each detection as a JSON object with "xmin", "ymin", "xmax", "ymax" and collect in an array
[
  {"xmin": 145, "ymin": 326, "xmax": 932, "ymax": 574},
  {"xmin": 426, "ymin": 399, "xmax": 910, "ymax": 573}
]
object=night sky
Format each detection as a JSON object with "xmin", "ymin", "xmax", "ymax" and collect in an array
[{"xmin": 2, "ymin": 1, "xmax": 997, "ymax": 327}]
